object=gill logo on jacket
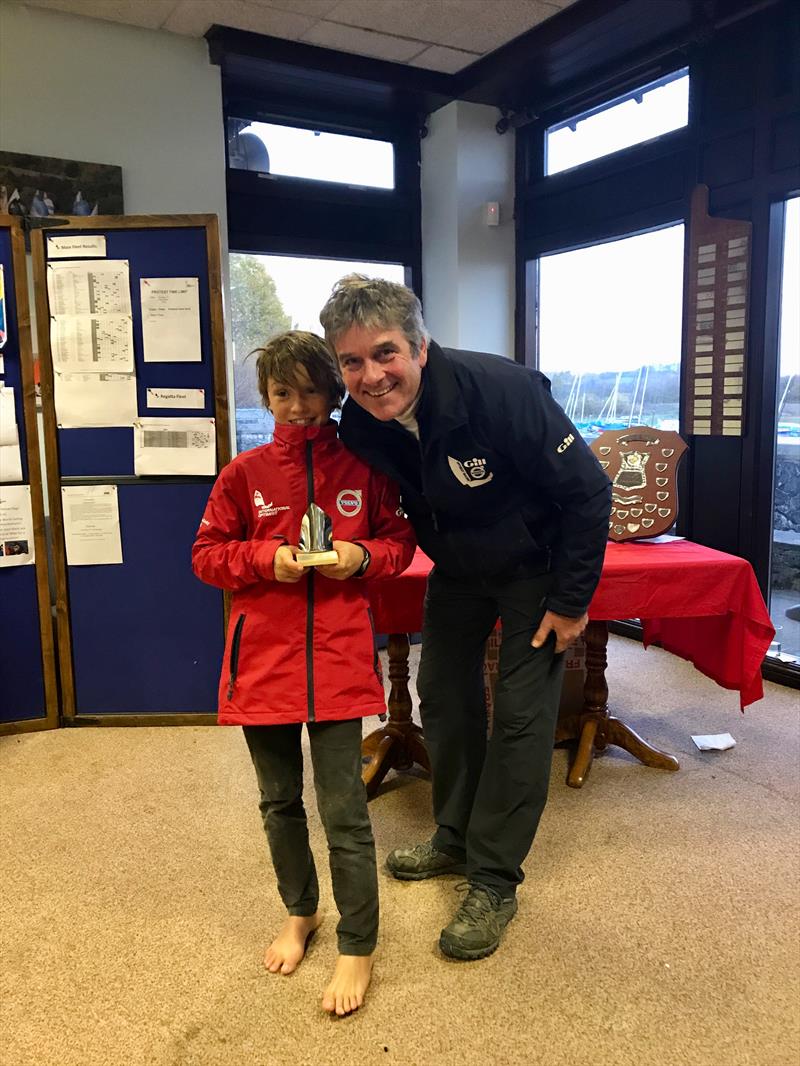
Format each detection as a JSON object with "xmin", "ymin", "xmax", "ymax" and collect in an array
[
  {"xmin": 336, "ymin": 489, "xmax": 363, "ymax": 517},
  {"xmin": 447, "ymin": 455, "xmax": 494, "ymax": 488}
]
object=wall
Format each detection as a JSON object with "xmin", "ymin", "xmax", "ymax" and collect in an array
[
  {"xmin": 421, "ymin": 100, "xmax": 515, "ymax": 356},
  {"xmin": 0, "ymin": 1, "xmax": 227, "ymax": 222}
]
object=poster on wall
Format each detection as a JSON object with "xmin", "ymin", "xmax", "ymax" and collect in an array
[{"xmin": 0, "ymin": 150, "xmax": 123, "ymax": 224}]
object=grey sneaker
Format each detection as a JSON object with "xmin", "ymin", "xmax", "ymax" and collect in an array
[
  {"xmin": 439, "ymin": 882, "xmax": 518, "ymax": 960},
  {"xmin": 386, "ymin": 841, "xmax": 466, "ymax": 881}
]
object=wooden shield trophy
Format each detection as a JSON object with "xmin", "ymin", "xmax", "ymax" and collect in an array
[{"xmin": 590, "ymin": 426, "xmax": 688, "ymax": 542}]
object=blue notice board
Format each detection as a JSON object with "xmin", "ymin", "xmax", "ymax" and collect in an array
[
  {"xmin": 0, "ymin": 222, "xmax": 55, "ymax": 730},
  {"xmin": 33, "ymin": 216, "xmax": 228, "ymax": 721}
]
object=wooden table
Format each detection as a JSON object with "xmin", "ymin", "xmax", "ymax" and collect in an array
[{"xmin": 365, "ymin": 541, "xmax": 774, "ymax": 795}]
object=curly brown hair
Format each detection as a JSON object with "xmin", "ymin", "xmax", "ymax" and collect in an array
[{"xmin": 253, "ymin": 330, "xmax": 345, "ymax": 411}]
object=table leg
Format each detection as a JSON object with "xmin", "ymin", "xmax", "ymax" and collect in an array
[
  {"xmin": 366, "ymin": 624, "xmax": 680, "ymax": 796},
  {"xmin": 567, "ymin": 620, "xmax": 679, "ymax": 789},
  {"xmin": 361, "ymin": 633, "xmax": 430, "ymax": 798}
]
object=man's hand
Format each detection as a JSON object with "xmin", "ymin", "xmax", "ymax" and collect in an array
[
  {"xmin": 317, "ymin": 541, "xmax": 367, "ymax": 581},
  {"xmin": 274, "ymin": 544, "xmax": 306, "ymax": 583},
  {"xmin": 531, "ymin": 610, "xmax": 588, "ymax": 653}
]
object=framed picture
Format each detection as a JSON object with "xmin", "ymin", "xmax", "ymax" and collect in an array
[{"xmin": 0, "ymin": 150, "xmax": 123, "ymax": 221}]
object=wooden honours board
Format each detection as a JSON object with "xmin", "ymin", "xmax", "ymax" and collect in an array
[{"xmin": 682, "ymin": 185, "xmax": 752, "ymax": 437}]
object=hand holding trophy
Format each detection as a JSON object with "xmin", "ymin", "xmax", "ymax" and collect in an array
[{"xmin": 296, "ymin": 503, "xmax": 339, "ymax": 567}]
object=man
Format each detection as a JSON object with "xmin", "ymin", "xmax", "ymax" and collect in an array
[{"xmin": 320, "ymin": 275, "xmax": 611, "ymax": 961}]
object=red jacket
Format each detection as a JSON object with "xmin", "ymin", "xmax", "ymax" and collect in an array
[{"xmin": 192, "ymin": 422, "xmax": 415, "ymax": 726}]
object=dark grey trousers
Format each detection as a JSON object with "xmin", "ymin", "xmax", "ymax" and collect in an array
[
  {"xmin": 243, "ymin": 719, "xmax": 378, "ymax": 956},
  {"xmin": 417, "ymin": 568, "xmax": 565, "ymax": 896}
]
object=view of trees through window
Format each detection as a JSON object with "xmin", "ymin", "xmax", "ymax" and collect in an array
[
  {"xmin": 538, "ymin": 225, "xmax": 685, "ymax": 441},
  {"xmin": 229, "ymin": 254, "xmax": 405, "ymax": 453}
]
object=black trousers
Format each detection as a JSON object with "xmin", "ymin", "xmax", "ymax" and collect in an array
[
  {"xmin": 417, "ymin": 568, "xmax": 565, "ymax": 896},
  {"xmin": 243, "ymin": 719, "xmax": 378, "ymax": 955}
]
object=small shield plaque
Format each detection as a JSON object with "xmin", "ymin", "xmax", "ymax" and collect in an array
[{"xmin": 590, "ymin": 426, "xmax": 688, "ymax": 543}]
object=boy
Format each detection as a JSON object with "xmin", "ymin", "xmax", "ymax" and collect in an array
[{"xmin": 192, "ymin": 331, "xmax": 415, "ymax": 1014}]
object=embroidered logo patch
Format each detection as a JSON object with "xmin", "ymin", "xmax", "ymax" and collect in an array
[
  {"xmin": 253, "ymin": 489, "xmax": 290, "ymax": 519},
  {"xmin": 447, "ymin": 455, "xmax": 494, "ymax": 488},
  {"xmin": 336, "ymin": 489, "xmax": 363, "ymax": 517},
  {"xmin": 557, "ymin": 433, "xmax": 575, "ymax": 454}
]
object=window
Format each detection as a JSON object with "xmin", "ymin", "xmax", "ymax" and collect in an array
[
  {"xmin": 230, "ymin": 254, "xmax": 406, "ymax": 453},
  {"xmin": 545, "ymin": 69, "xmax": 689, "ymax": 176},
  {"xmin": 227, "ymin": 119, "xmax": 395, "ymax": 189},
  {"xmin": 537, "ymin": 225, "xmax": 685, "ymax": 441},
  {"xmin": 769, "ymin": 196, "xmax": 800, "ymax": 663}
]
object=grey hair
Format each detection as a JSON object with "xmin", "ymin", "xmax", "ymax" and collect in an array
[{"xmin": 319, "ymin": 274, "xmax": 429, "ymax": 356}]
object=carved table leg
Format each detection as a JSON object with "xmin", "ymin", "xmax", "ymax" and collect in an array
[
  {"xmin": 567, "ymin": 620, "xmax": 608, "ymax": 788},
  {"xmin": 566, "ymin": 619, "xmax": 679, "ymax": 788},
  {"xmin": 361, "ymin": 633, "xmax": 429, "ymax": 798}
]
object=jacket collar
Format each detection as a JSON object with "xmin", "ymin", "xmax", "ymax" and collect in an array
[
  {"xmin": 418, "ymin": 340, "xmax": 469, "ymax": 437},
  {"xmin": 272, "ymin": 421, "xmax": 338, "ymax": 449}
]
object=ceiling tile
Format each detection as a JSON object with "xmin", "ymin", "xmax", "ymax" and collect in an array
[
  {"xmin": 164, "ymin": 0, "xmax": 314, "ymax": 37},
  {"xmin": 325, "ymin": 0, "xmax": 561, "ymax": 55},
  {"xmin": 300, "ymin": 21, "xmax": 426, "ymax": 63},
  {"xmin": 246, "ymin": 0, "xmax": 340, "ymax": 16},
  {"xmin": 23, "ymin": 0, "xmax": 178, "ymax": 30},
  {"xmin": 409, "ymin": 45, "xmax": 481, "ymax": 74}
]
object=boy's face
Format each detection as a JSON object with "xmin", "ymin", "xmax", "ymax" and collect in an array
[{"xmin": 267, "ymin": 365, "xmax": 332, "ymax": 427}]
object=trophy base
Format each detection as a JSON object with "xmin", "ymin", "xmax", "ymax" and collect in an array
[{"xmin": 296, "ymin": 550, "xmax": 339, "ymax": 567}]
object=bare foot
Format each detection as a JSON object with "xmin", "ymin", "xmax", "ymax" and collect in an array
[
  {"xmin": 321, "ymin": 953, "xmax": 374, "ymax": 1016},
  {"xmin": 264, "ymin": 913, "xmax": 321, "ymax": 975}
]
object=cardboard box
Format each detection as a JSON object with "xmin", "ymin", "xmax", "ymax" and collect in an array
[{"xmin": 483, "ymin": 625, "xmax": 586, "ymax": 730}]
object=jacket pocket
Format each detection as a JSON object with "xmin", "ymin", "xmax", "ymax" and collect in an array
[{"xmin": 226, "ymin": 613, "xmax": 246, "ymax": 700}]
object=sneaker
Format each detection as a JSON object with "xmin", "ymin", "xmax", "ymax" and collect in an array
[
  {"xmin": 386, "ymin": 841, "xmax": 466, "ymax": 881},
  {"xmin": 439, "ymin": 882, "xmax": 518, "ymax": 960}
]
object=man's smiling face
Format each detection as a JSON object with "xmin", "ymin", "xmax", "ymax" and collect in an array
[{"xmin": 334, "ymin": 325, "xmax": 427, "ymax": 422}]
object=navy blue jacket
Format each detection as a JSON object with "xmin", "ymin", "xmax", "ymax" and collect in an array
[{"xmin": 338, "ymin": 341, "xmax": 612, "ymax": 617}]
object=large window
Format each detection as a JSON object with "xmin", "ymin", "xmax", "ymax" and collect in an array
[
  {"xmin": 537, "ymin": 225, "xmax": 685, "ymax": 441},
  {"xmin": 545, "ymin": 69, "xmax": 689, "ymax": 176},
  {"xmin": 230, "ymin": 254, "xmax": 406, "ymax": 453},
  {"xmin": 769, "ymin": 196, "xmax": 800, "ymax": 664}
]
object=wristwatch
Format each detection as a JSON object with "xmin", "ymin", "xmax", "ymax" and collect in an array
[{"xmin": 353, "ymin": 544, "xmax": 371, "ymax": 578}]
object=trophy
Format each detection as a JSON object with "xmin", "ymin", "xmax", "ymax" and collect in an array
[{"xmin": 296, "ymin": 503, "xmax": 339, "ymax": 566}]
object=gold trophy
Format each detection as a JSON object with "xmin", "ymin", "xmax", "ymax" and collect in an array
[{"xmin": 296, "ymin": 503, "xmax": 339, "ymax": 567}]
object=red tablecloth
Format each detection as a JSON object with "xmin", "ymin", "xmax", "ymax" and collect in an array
[{"xmin": 368, "ymin": 541, "xmax": 775, "ymax": 709}]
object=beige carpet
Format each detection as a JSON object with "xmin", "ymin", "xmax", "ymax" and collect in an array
[{"xmin": 1, "ymin": 635, "xmax": 798, "ymax": 1066}]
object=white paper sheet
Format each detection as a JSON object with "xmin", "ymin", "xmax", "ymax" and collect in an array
[
  {"xmin": 0, "ymin": 386, "xmax": 19, "ymax": 445},
  {"xmin": 47, "ymin": 260, "xmax": 132, "ymax": 316},
  {"xmin": 0, "ymin": 484, "xmax": 35, "ymax": 566},
  {"xmin": 0, "ymin": 442, "xmax": 23, "ymax": 483},
  {"xmin": 140, "ymin": 277, "xmax": 202, "ymax": 363},
  {"xmin": 54, "ymin": 371, "xmax": 138, "ymax": 428},
  {"xmin": 50, "ymin": 314, "xmax": 134, "ymax": 373},
  {"xmin": 62, "ymin": 484, "xmax": 123, "ymax": 565},
  {"xmin": 691, "ymin": 733, "xmax": 736, "ymax": 752},
  {"xmin": 133, "ymin": 418, "xmax": 216, "ymax": 475},
  {"xmin": 146, "ymin": 387, "xmax": 205, "ymax": 409},
  {"xmin": 47, "ymin": 234, "xmax": 107, "ymax": 259}
]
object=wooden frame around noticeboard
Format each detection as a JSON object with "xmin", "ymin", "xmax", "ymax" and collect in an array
[
  {"xmin": 0, "ymin": 217, "xmax": 59, "ymax": 735},
  {"xmin": 31, "ymin": 214, "xmax": 229, "ymax": 726}
]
